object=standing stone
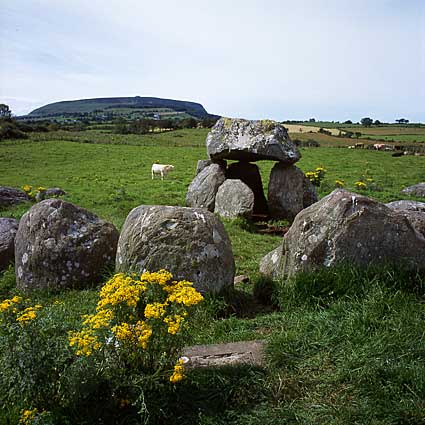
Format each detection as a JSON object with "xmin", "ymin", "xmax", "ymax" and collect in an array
[
  {"xmin": 268, "ymin": 163, "xmax": 318, "ymax": 220},
  {"xmin": 196, "ymin": 159, "xmax": 227, "ymax": 175},
  {"xmin": 214, "ymin": 179, "xmax": 254, "ymax": 219},
  {"xmin": 0, "ymin": 218, "xmax": 19, "ymax": 271},
  {"xmin": 226, "ymin": 161, "xmax": 269, "ymax": 215},
  {"xmin": 15, "ymin": 199, "xmax": 119, "ymax": 291},
  {"xmin": 116, "ymin": 205, "xmax": 235, "ymax": 294},
  {"xmin": 276, "ymin": 189, "xmax": 425, "ymax": 277},
  {"xmin": 401, "ymin": 183, "xmax": 425, "ymax": 197},
  {"xmin": 186, "ymin": 163, "xmax": 226, "ymax": 211},
  {"xmin": 0, "ymin": 186, "xmax": 29, "ymax": 208},
  {"xmin": 207, "ymin": 118, "xmax": 301, "ymax": 163}
]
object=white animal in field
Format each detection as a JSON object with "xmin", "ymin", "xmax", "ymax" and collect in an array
[{"xmin": 151, "ymin": 164, "xmax": 174, "ymax": 180}]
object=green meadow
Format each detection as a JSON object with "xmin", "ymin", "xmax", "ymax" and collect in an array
[{"xmin": 1, "ymin": 129, "xmax": 424, "ymax": 424}]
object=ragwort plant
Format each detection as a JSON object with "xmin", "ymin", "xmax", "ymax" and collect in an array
[
  {"xmin": 0, "ymin": 270, "xmax": 203, "ymax": 424},
  {"xmin": 68, "ymin": 270, "xmax": 204, "ymax": 417}
]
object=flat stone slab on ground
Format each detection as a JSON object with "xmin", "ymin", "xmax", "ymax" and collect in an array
[{"xmin": 182, "ymin": 340, "xmax": 265, "ymax": 368}]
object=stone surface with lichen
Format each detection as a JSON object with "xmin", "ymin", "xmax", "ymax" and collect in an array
[{"xmin": 206, "ymin": 117, "xmax": 300, "ymax": 163}]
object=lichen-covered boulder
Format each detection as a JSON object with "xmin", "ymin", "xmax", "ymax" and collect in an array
[
  {"xmin": 275, "ymin": 189, "xmax": 425, "ymax": 277},
  {"xmin": 15, "ymin": 199, "xmax": 119, "ymax": 291},
  {"xmin": 206, "ymin": 118, "xmax": 301, "ymax": 163},
  {"xmin": 0, "ymin": 186, "xmax": 29, "ymax": 208},
  {"xmin": 116, "ymin": 205, "xmax": 235, "ymax": 294},
  {"xmin": 386, "ymin": 200, "xmax": 425, "ymax": 237},
  {"xmin": 186, "ymin": 163, "xmax": 226, "ymax": 211},
  {"xmin": 0, "ymin": 218, "xmax": 19, "ymax": 271},
  {"xmin": 386, "ymin": 200, "xmax": 425, "ymax": 212},
  {"xmin": 401, "ymin": 183, "xmax": 425, "ymax": 197},
  {"xmin": 226, "ymin": 161, "xmax": 269, "ymax": 215},
  {"xmin": 214, "ymin": 179, "xmax": 254, "ymax": 219},
  {"xmin": 268, "ymin": 163, "xmax": 318, "ymax": 220}
]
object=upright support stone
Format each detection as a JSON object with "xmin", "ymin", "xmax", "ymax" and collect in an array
[
  {"xmin": 268, "ymin": 163, "xmax": 317, "ymax": 220},
  {"xmin": 186, "ymin": 163, "xmax": 226, "ymax": 211},
  {"xmin": 226, "ymin": 161, "xmax": 269, "ymax": 216}
]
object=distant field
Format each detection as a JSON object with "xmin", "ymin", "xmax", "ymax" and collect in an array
[
  {"xmin": 283, "ymin": 124, "xmax": 344, "ymax": 136},
  {"xmin": 289, "ymin": 131, "xmax": 364, "ymax": 147},
  {"xmin": 361, "ymin": 134, "xmax": 425, "ymax": 143}
]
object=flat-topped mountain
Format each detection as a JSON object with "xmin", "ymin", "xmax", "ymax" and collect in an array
[{"xmin": 28, "ymin": 96, "xmax": 215, "ymax": 119}]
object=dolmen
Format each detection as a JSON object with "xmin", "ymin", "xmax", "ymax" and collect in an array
[{"xmin": 186, "ymin": 118, "xmax": 317, "ymax": 220}]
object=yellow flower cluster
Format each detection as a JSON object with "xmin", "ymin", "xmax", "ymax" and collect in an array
[
  {"xmin": 164, "ymin": 314, "xmax": 185, "ymax": 335},
  {"xmin": 306, "ymin": 166, "xmax": 327, "ymax": 187},
  {"xmin": 22, "ymin": 184, "xmax": 45, "ymax": 201},
  {"xmin": 169, "ymin": 359, "xmax": 185, "ymax": 384},
  {"xmin": 16, "ymin": 305, "xmax": 42, "ymax": 324},
  {"xmin": 0, "ymin": 295, "xmax": 22, "ymax": 313},
  {"xmin": 335, "ymin": 179, "xmax": 345, "ymax": 188},
  {"xmin": 112, "ymin": 321, "xmax": 152, "ymax": 349},
  {"xmin": 355, "ymin": 181, "xmax": 367, "ymax": 190},
  {"xmin": 141, "ymin": 270, "xmax": 173, "ymax": 285},
  {"xmin": 69, "ymin": 329, "xmax": 101, "ymax": 356},
  {"xmin": 144, "ymin": 302, "xmax": 166, "ymax": 319},
  {"xmin": 69, "ymin": 269, "xmax": 203, "ymax": 369},
  {"xmin": 98, "ymin": 273, "xmax": 145, "ymax": 309},
  {"xmin": 19, "ymin": 408, "xmax": 38, "ymax": 425},
  {"xmin": 166, "ymin": 281, "xmax": 203, "ymax": 306},
  {"xmin": 82, "ymin": 308, "xmax": 113, "ymax": 329}
]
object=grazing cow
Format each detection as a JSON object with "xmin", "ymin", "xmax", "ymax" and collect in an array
[
  {"xmin": 355, "ymin": 143, "xmax": 364, "ymax": 149},
  {"xmin": 151, "ymin": 164, "xmax": 174, "ymax": 180},
  {"xmin": 373, "ymin": 143, "xmax": 386, "ymax": 151}
]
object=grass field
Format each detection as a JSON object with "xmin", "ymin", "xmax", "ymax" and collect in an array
[{"xmin": 1, "ymin": 129, "xmax": 424, "ymax": 424}]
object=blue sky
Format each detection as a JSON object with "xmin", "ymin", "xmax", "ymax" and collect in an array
[{"xmin": 1, "ymin": 0, "xmax": 424, "ymax": 121}]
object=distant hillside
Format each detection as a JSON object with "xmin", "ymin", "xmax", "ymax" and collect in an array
[{"xmin": 28, "ymin": 96, "xmax": 216, "ymax": 119}]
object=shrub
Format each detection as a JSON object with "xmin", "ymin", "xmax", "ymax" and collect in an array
[
  {"xmin": 0, "ymin": 120, "xmax": 28, "ymax": 140},
  {"xmin": 0, "ymin": 270, "xmax": 204, "ymax": 423}
]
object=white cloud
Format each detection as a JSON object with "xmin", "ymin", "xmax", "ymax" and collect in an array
[{"xmin": 0, "ymin": 0, "xmax": 423, "ymax": 121}]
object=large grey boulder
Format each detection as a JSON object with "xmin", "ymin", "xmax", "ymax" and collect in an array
[
  {"xmin": 214, "ymin": 179, "xmax": 254, "ymax": 219},
  {"xmin": 15, "ymin": 199, "xmax": 119, "ymax": 291},
  {"xmin": 186, "ymin": 163, "xmax": 226, "ymax": 211},
  {"xmin": 0, "ymin": 218, "xmax": 19, "ymax": 271},
  {"xmin": 401, "ymin": 183, "xmax": 425, "ymax": 197},
  {"xmin": 268, "ymin": 163, "xmax": 318, "ymax": 220},
  {"xmin": 116, "ymin": 205, "xmax": 235, "ymax": 294},
  {"xmin": 206, "ymin": 118, "xmax": 301, "ymax": 163},
  {"xmin": 0, "ymin": 186, "xmax": 29, "ymax": 208},
  {"xmin": 226, "ymin": 161, "xmax": 268, "ymax": 215},
  {"xmin": 386, "ymin": 200, "xmax": 425, "ymax": 237},
  {"xmin": 268, "ymin": 189, "xmax": 425, "ymax": 278}
]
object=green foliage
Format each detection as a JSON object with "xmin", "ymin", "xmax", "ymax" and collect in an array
[
  {"xmin": 0, "ymin": 266, "xmax": 16, "ymax": 299},
  {"xmin": 1, "ymin": 129, "xmax": 425, "ymax": 423},
  {"xmin": 265, "ymin": 265, "xmax": 425, "ymax": 424},
  {"xmin": 360, "ymin": 117, "xmax": 374, "ymax": 127},
  {"xmin": 276, "ymin": 263, "xmax": 424, "ymax": 309},
  {"xmin": 0, "ymin": 119, "xmax": 28, "ymax": 140}
]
